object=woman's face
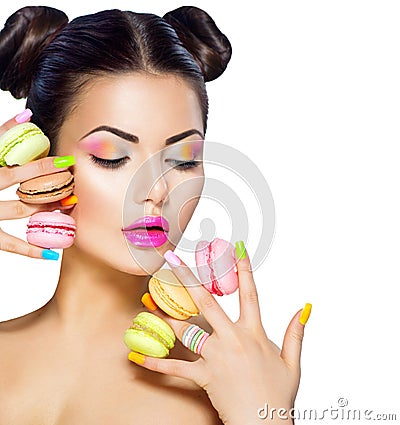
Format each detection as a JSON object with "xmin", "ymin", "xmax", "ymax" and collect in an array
[{"xmin": 56, "ymin": 73, "xmax": 205, "ymax": 275}]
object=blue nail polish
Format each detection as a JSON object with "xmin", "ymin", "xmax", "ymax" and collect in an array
[{"xmin": 41, "ymin": 249, "xmax": 59, "ymax": 260}]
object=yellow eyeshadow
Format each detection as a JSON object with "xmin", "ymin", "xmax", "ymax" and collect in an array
[
  {"xmin": 181, "ymin": 143, "xmax": 192, "ymax": 159},
  {"xmin": 168, "ymin": 140, "xmax": 203, "ymax": 160}
]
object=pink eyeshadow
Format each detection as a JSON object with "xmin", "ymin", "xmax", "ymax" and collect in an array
[{"xmin": 78, "ymin": 135, "xmax": 120, "ymax": 157}]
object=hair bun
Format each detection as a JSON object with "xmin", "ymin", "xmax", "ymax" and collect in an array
[
  {"xmin": 0, "ymin": 6, "xmax": 68, "ymax": 99},
  {"xmin": 163, "ymin": 6, "xmax": 232, "ymax": 82}
]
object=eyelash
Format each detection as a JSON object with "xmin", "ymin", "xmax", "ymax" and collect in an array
[
  {"xmin": 167, "ymin": 159, "xmax": 202, "ymax": 170},
  {"xmin": 89, "ymin": 155, "xmax": 128, "ymax": 169},
  {"xmin": 89, "ymin": 155, "xmax": 201, "ymax": 171}
]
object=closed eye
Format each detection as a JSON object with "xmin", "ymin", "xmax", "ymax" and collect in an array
[
  {"xmin": 166, "ymin": 159, "xmax": 202, "ymax": 171},
  {"xmin": 89, "ymin": 155, "xmax": 129, "ymax": 169}
]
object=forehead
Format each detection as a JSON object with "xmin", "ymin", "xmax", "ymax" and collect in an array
[{"xmin": 70, "ymin": 73, "xmax": 203, "ymax": 133}]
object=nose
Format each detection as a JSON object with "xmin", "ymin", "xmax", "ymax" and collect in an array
[{"xmin": 132, "ymin": 154, "xmax": 169, "ymax": 207}]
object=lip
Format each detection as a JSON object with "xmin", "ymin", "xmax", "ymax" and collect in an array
[
  {"xmin": 123, "ymin": 216, "xmax": 169, "ymax": 232},
  {"xmin": 122, "ymin": 216, "xmax": 169, "ymax": 248}
]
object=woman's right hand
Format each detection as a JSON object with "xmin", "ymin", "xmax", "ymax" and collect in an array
[{"xmin": 0, "ymin": 111, "xmax": 75, "ymax": 260}]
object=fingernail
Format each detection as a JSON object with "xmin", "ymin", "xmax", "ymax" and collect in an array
[
  {"xmin": 60, "ymin": 195, "xmax": 78, "ymax": 206},
  {"xmin": 299, "ymin": 303, "xmax": 312, "ymax": 325},
  {"xmin": 41, "ymin": 249, "xmax": 59, "ymax": 260},
  {"xmin": 128, "ymin": 352, "xmax": 145, "ymax": 365},
  {"xmin": 164, "ymin": 249, "xmax": 181, "ymax": 267},
  {"xmin": 53, "ymin": 155, "xmax": 75, "ymax": 168},
  {"xmin": 235, "ymin": 241, "xmax": 246, "ymax": 260},
  {"xmin": 15, "ymin": 108, "xmax": 33, "ymax": 124},
  {"xmin": 141, "ymin": 292, "xmax": 158, "ymax": 311}
]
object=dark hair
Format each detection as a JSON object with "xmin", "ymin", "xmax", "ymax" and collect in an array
[{"xmin": 0, "ymin": 6, "xmax": 232, "ymax": 154}]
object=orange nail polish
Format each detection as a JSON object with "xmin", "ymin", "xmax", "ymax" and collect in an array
[
  {"xmin": 141, "ymin": 292, "xmax": 158, "ymax": 311},
  {"xmin": 128, "ymin": 351, "xmax": 145, "ymax": 365},
  {"xmin": 60, "ymin": 195, "xmax": 78, "ymax": 206}
]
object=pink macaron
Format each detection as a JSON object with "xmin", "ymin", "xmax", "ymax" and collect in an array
[
  {"xmin": 27, "ymin": 211, "xmax": 76, "ymax": 249},
  {"xmin": 195, "ymin": 238, "xmax": 239, "ymax": 296}
]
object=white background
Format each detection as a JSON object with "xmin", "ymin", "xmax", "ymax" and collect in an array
[{"xmin": 1, "ymin": 1, "xmax": 399, "ymax": 422}]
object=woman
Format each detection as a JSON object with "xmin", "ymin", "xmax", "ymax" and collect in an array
[{"xmin": 0, "ymin": 6, "xmax": 310, "ymax": 424}]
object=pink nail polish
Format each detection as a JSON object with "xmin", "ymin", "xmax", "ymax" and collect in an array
[
  {"xmin": 164, "ymin": 250, "xmax": 181, "ymax": 267},
  {"xmin": 15, "ymin": 109, "xmax": 33, "ymax": 124}
]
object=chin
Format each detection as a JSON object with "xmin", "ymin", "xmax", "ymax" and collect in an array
[
  {"xmin": 110, "ymin": 249, "xmax": 167, "ymax": 276},
  {"xmin": 70, "ymin": 232, "xmax": 170, "ymax": 276}
]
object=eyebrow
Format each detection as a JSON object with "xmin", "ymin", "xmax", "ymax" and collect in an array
[
  {"xmin": 80, "ymin": 126, "xmax": 138, "ymax": 143},
  {"xmin": 80, "ymin": 126, "xmax": 204, "ymax": 145},
  {"xmin": 165, "ymin": 129, "xmax": 204, "ymax": 145}
]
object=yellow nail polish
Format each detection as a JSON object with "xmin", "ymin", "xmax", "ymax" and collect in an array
[
  {"xmin": 141, "ymin": 292, "xmax": 158, "ymax": 311},
  {"xmin": 299, "ymin": 303, "xmax": 312, "ymax": 325},
  {"xmin": 60, "ymin": 195, "xmax": 78, "ymax": 206},
  {"xmin": 128, "ymin": 351, "xmax": 146, "ymax": 365}
]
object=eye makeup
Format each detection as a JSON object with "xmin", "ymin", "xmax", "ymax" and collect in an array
[
  {"xmin": 77, "ymin": 133, "xmax": 130, "ymax": 160},
  {"xmin": 162, "ymin": 139, "xmax": 203, "ymax": 161},
  {"xmin": 162, "ymin": 139, "xmax": 204, "ymax": 171},
  {"xmin": 77, "ymin": 131, "xmax": 204, "ymax": 171},
  {"xmin": 77, "ymin": 133, "xmax": 132, "ymax": 169}
]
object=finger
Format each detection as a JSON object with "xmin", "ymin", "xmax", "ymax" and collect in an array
[
  {"xmin": 0, "ymin": 228, "xmax": 59, "ymax": 260},
  {"xmin": 0, "ymin": 199, "xmax": 72, "ymax": 220},
  {"xmin": 0, "ymin": 156, "xmax": 75, "ymax": 190},
  {"xmin": 127, "ymin": 351, "xmax": 204, "ymax": 384},
  {"xmin": 235, "ymin": 241, "xmax": 263, "ymax": 327},
  {"xmin": 0, "ymin": 109, "xmax": 32, "ymax": 137},
  {"xmin": 149, "ymin": 308, "xmax": 213, "ymax": 358},
  {"xmin": 280, "ymin": 303, "xmax": 312, "ymax": 369},
  {"xmin": 163, "ymin": 250, "xmax": 232, "ymax": 328}
]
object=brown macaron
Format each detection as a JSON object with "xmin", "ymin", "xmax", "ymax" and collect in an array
[{"xmin": 17, "ymin": 171, "xmax": 74, "ymax": 204}]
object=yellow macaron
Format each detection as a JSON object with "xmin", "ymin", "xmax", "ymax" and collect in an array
[{"xmin": 148, "ymin": 268, "xmax": 199, "ymax": 320}]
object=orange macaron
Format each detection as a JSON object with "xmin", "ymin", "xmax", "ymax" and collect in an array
[{"xmin": 148, "ymin": 268, "xmax": 199, "ymax": 320}]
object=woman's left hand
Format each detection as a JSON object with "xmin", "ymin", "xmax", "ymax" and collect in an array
[{"xmin": 128, "ymin": 243, "xmax": 311, "ymax": 425}]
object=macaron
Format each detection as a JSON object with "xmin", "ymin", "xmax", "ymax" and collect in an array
[
  {"xmin": 0, "ymin": 123, "xmax": 50, "ymax": 166},
  {"xmin": 124, "ymin": 311, "xmax": 175, "ymax": 358},
  {"xmin": 148, "ymin": 268, "xmax": 199, "ymax": 320},
  {"xmin": 26, "ymin": 211, "xmax": 76, "ymax": 249},
  {"xmin": 16, "ymin": 171, "xmax": 74, "ymax": 204},
  {"xmin": 195, "ymin": 238, "xmax": 239, "ymax": 296}
]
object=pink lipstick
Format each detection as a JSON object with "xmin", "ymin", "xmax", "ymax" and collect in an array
[{"xmin": 122, "ymin": 216, "xmax": 169, "ymax": 248}]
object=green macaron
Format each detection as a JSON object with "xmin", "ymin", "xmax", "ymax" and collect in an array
[
  {"xmin": 124, "ymin": 311, "xmax": 176, "ymax": 358},
  {"xmin": 0, "ymin": 122, "xmax": 50, "ymax": 166}
]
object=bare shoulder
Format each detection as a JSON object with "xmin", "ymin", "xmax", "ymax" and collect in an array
[
  {"xmin": 0, "ymin": 313, "xmax": 34, "ymax": 391},
  {"xmin": 0, "ymin": 307, "xmax": 45, "ymax": 333},
  {"xmin": 0, "ymin": 307, "xmax": 46, "ymax": 363},
  {"xmin": 1, "ymin": 314, "xmax": 32, "ymax": 332}
]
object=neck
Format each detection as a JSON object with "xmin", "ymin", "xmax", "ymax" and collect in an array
[{"xmin": 48, "ymin": 245, "xmax": 150, "ymax": 331}]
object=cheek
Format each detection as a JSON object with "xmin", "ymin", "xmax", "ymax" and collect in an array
[
  {"xmin": 168, "ymin": 171, "xmax": 205, "ymax": 233},
  {"xmin": 70, "ymin": 165, "xmax": 125, "ymax": 238}
]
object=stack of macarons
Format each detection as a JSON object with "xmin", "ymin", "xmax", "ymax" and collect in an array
[
  {"xmin": 18, "ymin": 170, "xmax": 77, "ymax": 249},
  {"xmin": 124, "ymin": 238, "xmax": 240, "ymax": 358},
  {"xmin": 124, "ymin": 268, "xmax": 199, "ymax": 358},
  {"xmin": 0, "ymin": 120, "xmax": 77, "ymax": 249}
]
